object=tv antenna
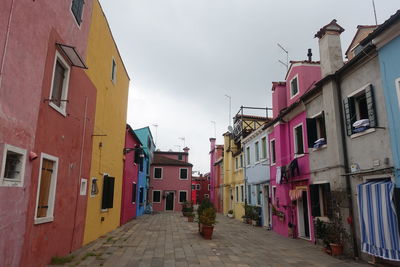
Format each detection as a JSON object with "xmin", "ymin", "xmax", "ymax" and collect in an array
[
  {"xmin": 178, "ymin": 137, "xmax": 186, "ymax": 147},
  {"xmin": 152, "ymin": 124, "xmax": 158, "ymax": 147},
  {"xmin": 277, "ymin": 43, "xmax": 289, "ymax": 72},
  {"xmin": 211, "ymin": 121, "xmax": 216, "ymax": 138},
  {"xmin": 224, "ymin": 94, "xmax": 232, "ymax": 127},
  {"xmin": 372, "ymin": 0, "xmax": 378, "ymax": 25}
]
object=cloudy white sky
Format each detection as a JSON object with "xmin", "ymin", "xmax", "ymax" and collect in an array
[{"xmin": 99, "ymin": 0, "xmax": 399, "ymax": 173}]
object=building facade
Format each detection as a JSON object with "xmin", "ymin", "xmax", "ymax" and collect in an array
[{"xmin": 192, "ymin": 174, "xmax": 210, "ymax": 204}]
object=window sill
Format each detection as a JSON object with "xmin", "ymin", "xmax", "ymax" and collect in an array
[
  {"xmin": 270, "ymin": 162, "xmax": 276, "ymax": 166},
  {"xmin": 312, "ymin": 145, "xmax": 327, "ymax": 152},
  {"xmin": 350, "ymin": 128, "xmax": 376, "ymax": 139},
  {"xmin": 313, "ymin": 216, "xmax": 330, "ymax": 223},
  {"xmin": 294, "ymin": 153, "xmax": 305, "ymax": 159},
  {"xmin": 34, "ymin": 216, "xmax": 54, "ymax": 225},
  {"xmin": 49, "ymin": 102, "xmax": 67, "ymax": 117},
  {"xmin": 0, "ymin": 179, "xmax": 23, "ymax": 187}
]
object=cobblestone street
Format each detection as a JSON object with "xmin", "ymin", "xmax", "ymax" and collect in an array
[{"xmin": 53, "ymin": 212, "xmax": 368, "ymax": 267}]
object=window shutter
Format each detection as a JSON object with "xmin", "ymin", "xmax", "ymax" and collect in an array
[
  {"xmin": 306, "ymin": 118, "xmax": 317, "ymax": 148},
  {"xmin": 343, "ymin": 97, "xmax": 355, "ymax": 136},
  {"xmin": 365, "ymin": 84, "xmax": 377, "ymax": 128},
  {"xmin": 323, "ymin": 183, "xmax": 333, "ymax": 219},
  {"xmin": 309, "ymin": 184, "xmax": 321, "ymax": 217},
  {"xmin": 102, "ymin": 175, "xmax": 115, "ymax": 209},
  {"xmin": 132, "ymin": 183, "xmax": 137, "ymax": 203},
  {"xmin": 134, "ymin": 148, "xmax": 141, "ymax": 164}
]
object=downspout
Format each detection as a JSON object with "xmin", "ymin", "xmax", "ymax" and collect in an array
[
  {"xmin": 0, "ymin": 0, "xmax": 15, "ymax": 89},
  {"xmin": 334, "ymin": 74, "xmax": 359, "ymax": 258}
]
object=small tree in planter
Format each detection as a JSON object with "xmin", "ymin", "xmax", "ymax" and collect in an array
[
  {"xmin": 197, "ymin": 199, "xmax": 215, "ymax": 234},
  {"xmin": 182, "ymin": 201, "xmax": 193, "ymax": 217},
  {"xmin": 199, "ymin": 207, "xmax": 216, "ymax": 239}
]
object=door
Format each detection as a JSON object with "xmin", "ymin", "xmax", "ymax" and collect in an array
[
  {"xmin": 297, "ymin": 190, "xmax": 310, "ymax": 239},
  {"xmin": 263, "ymin": 184, "xmax": 270, "ymax": 227},
  {"xmin": 229, "ymin": 188, "xmax": 233, "ymax": 210},
  {"xmin": 166, "ymin": 192, "xmax": 174, "ymax": 211}
]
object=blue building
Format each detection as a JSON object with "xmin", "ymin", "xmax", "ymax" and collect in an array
[
  {"xmin": 361, "ymin": 11, "xmax": 400, "ymax": 187},
  {"xmin": 133, "ymin": 126, "xmax": 155, "ymax": 216},
  {"xmin": 242, "ymin": 127, "xmax": 271, "ymax": 227}
]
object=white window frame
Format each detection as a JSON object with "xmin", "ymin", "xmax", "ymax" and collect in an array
[
  {"xmin": 80, "ymin": 178, "xmax": 87, "ymax": 195},
  {"xmin": 179, "ymin": 168, "xmax": 188, "ymax": 180},
  {"xmin": 255, "ymin": 141, "xmax": 260, "ymax": 162},
  {"xmin": 240, "ymin": 184, "xmax": 244, "ymax": 203},
  {"xmin": 270, "ymin": 139, "xmax": 276, "ymax": 165},
  {"xmin": 246, "ymin": 147, "xmax": 251, "ymax": 166},
  {"xmin": 204, "ymin": 194, "xmax": 209, "ymax": 198},
  {"xmin": 34, "ymin": 153, "xmax": 59, "ymax": 224},
  {"xmin": 111, "ymin": 57, "xmax": 117, "ymax": 84},
  {"xmin": 152, "ymin": 190, "xmax": 162, "ymax": 203},
  {"xmin": 235, "ymin": 185, "xmax": 239, "ymax": 203},
  {"xmin": 235, "ymin": 157, "xmax": 239, "ymax": 170},
  {"xmin": 240, "ymin": 154, "xmax": 243, "ymax": 168},
  {"xmin": 196, "ymin": 184, "xmax": 201, "ymax": 190},
  {"xmin": 178, "ymin": 190, "xmax": 188, "ymax": 203},
  {"xmin": 0, "ymin": 144, "xmax": 27, "ymax": 187},
  {"xmin": 48, "ymin": 51, "xmax": 70, "ymax": 116},
  {"xmin": 293, "ymin": 123, "xmax": 305, "ymax": 157},
  {"xmin": 396, "ymin": 77, "xmax": 400, "ymax": 111},
  {"xmin": 290, "ymin": 74, "xmax": 299, "ymax": 99},
  {"xmin": 261, "ymin": 136, "xmax": 268, "ymax": 160},
  {"xmin": 272, "ymin": 186, "xmax": 277, "ymax": 204},
  {"xmin": 154, "ymin": 167, "xmax": 163, "ymax": 179}
]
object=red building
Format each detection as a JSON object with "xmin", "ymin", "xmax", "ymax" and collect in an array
[
  {"xmin": 0, "ymin": 1, "xmax": 95, "ymax": 266},
  {"xmin": 150, "ymin": 148, "xmax": 193, "ymax": 212},
  {"xmin": 120, "ymin": 125, "xmax": 142, "ymax": 225},
  {"xmin": 192, "ymin": 174, "xmax": 210, "ymax": 204},
  {"xmin": 214, "ymin": 154, "xmax": 224, "ymax": 213}
]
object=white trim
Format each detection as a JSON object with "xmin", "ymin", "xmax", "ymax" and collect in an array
[
  {"xmin": 350, "ymin": 128, "xmax": 376, "ymax": 139},
  {"xmin": 164, "ymin": 191, "xmax": 175, "ymax": 211},
  {"xmin": 208, "ymin": 184, "xmax": 211, "ymax": 191},
  {"xmin": 289, "ymin": 74, "xmax": 300, "ymax": 99},
  {"xmin": 111, "ymin": 57, "xmax": 117, "ymax": 84},
  {"xmin": 347, "ymin": 83, "xmax": 371, "ymax": 98},
  {"xmin": 246, "ymin": 147, "xmax": 251, "ymax": 166},
  {"xmin": 254, "ymin": 141, "xmax": 260, "ymax": 163},
  {"xmin": 48, "ymin": 51, "xmax": 70, "ymax": 117},
  {"xmin": 235, "ymin": 185, "xmax": 239, "ymax": 203},
  {"xmin": 261, "ymin": 136, "xmax": 268, "ymax": 159},
  {"xmin": 296, "ymin": 188, "xmax": 311, "ymax": 240},
  {"xmin": 312, "ymin": 180, "xmax": 329, "ymax": 185},
  {"xmin": 240, "ymin": 184, "xmax": 244, "ymax": 203},
  {"xmin": 0, "ymin": 144, "xmax": 27, "ymax": 187},
  {"xmin": 196, "ymin": 184, "xmax": 201, "ymax": 190},
  {"xmin": 293, "ymin": 123, "xmax": 305, "ymax": 157},
  {"xmin": 309, "ymin": 111, "xmax": 323, "ymax": 119},
  {"xmin": 270, "ymin": 139, "xmax": 276, "ymax": 165},
  {"xmin": 272, "ymin": 186, "xmax": 277, "ymax": 204},
  {"xmin": 179, "ymin": 168, "xmax": 189, "ymax": 180},
  {"xmin": 34, "ymin": 153, "xmax": 59, "ymax": 224},
  {"xmin": 152, "ymin": 190, "xmax": 162, "ymax": 203},
  {"xmin": 153, "ymin": 167, "xmax": 163, "ymax": 179},
  {"xmin": 395, "ymin": 77, "xmax": 400, "ymax": 111},
  {"xmin": 178, "ymin": 190, "xmax": 188, "ymax": 203},
  {"xmin": 80, "ymin": 178, "xmax": 87, "ymax": 195}
]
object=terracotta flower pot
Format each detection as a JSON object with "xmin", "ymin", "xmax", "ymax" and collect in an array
[
  {"xmin": 188, "ymin": 216, "xmax": 194, "ymax": 222},
  {"xmin": 330, "ymin": 243, "xmax": 343, "ymax": 256},
  {"xmin": 202, "ymin": 225, "xmax": 214, "ymax": 240}
]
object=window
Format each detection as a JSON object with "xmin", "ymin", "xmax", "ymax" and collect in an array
[
  {"xmin": 139, "ymin": 187, "xmax": 144, "ymax": 204},
  {"xmin": 247, "ymin": 185, "xmax": 252, "ymax": 204},
  {"xmin": 178, "ymin": 154, "xmax": 183, "ymax": 160},
  {"xmin": 255, "ymin": 141, "xmax": 260, "ymax": 162},
  {"xmin": 261, "ymin": 137, "xmax": 267, "ymax": 159},
  {"xmin": 147, "ymin": 137, "xmax": 152, "ymax": 150},
  {"xmin": 256, "ymin": 185, "xmax": 261, "ymax": 205},
  {"xmin": 240, "ymin": 185, "xmax": 244, "ymax": 203},
  {"xmin": 307, "ymin": 112, "xmax": 327, "ymax": 149},
  {"xmin": 293, "ymin": 124, "xmax": 304, "ymax": 156},
  {"xmin": 1, "ymin": 144, "xmax": 26, "ymax": 187},
  {"xmin": 272, "ymin": 186, "xmax": 277, "ymax": 205},
  {"xmin": 240, "ymin": 154, "xmax": 243, "ymax": 168},
  {"xmin": 270, "ymin": 139, "xmax": 276, "ymax": 164},
  {"xmin": 71, "ymin": 0, "xmax": 84, "ymax": 25},
  {"xmin": 310, "ymin": 183, "xmax": 332, "ymax": 218},
  {"xmin": 179, "ymin": 191, "xmax": 187, "ymax": 203},
  {"xmin": 246, "ymin": 147, "xmax": 250, "ymax": 165},
  {"xmin": 196, "ymin": 184, "xmax": 200, "ymax": 190},
  {"xmin": 204, "ymin": 194, "xmax": 209, "ymax": 198},
  {"xmin": 49, "ymin": 52, "xmax": 70, "ymax": 115},
  {"xmin": 80, "ymin": 178, "xmax": 87, "ymax": 195},
  {"xmin": 235, "ymin": 186, "xmax": 239, "ymax": 202},
  {"xmin": 153, "ymin": 190, "xmax": 161, "ymax": 203},
  {"xmin": 191, "ymin": 184, "xmax": 195, "ymax": 190},
  {"xmin": 35, "ymin": 154, "xmax": 58, "ymax": 224},
  {"xmin": 179, "ymin": 168, "xmax": 188, "ymax": 179},
  {"xmin": 343, "ymin": 84, "xmax": 377, "ymax": 136},
  {"xmin": 132, "ymin": 183, "xmax": 137, "ymax": 203},
  {"xmin": 154, "ymin": 167, "xmax": 162, "ymax": 179},
  {"xmin": 90, "ymin": 177, "xmax": 99, "ymax": 197},
  {"xmin": 235, "ymin": 157, "xmax": 239, "ymax": 170},
  {"xmin": 111, "ymin": 58, "xmax": 117, "ymax": 84},
  {"xmin": 101, "ymin": 175, "xmax": 115, "ymax": 209},
  {"xmin": 290, "ymin": 75, "xmax": 299, "ymax": 98}
]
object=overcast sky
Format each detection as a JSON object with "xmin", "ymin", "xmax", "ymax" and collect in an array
[{"xmin": 98, "ymin": 0, "xmax": 399, "ymax": 173}]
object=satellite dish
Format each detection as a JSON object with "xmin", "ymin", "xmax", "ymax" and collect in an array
[{"xmin": 228, "ymin": 126, "xmax": 233, "ymax": 133}]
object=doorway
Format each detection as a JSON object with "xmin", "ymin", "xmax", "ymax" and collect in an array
[
  {"xmin": 297, "ymin": 190, "xmax": 310, "ymax": 239},
  {"xmin": 165, "ymin": 192, "xmax": 174, "ymax": 211},
  {"xmin": 263, "ymin": 184, "xmax": 270, "ymax": 227}
]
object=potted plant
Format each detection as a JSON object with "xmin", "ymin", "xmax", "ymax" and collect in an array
[
  {"xmin": 244, "ymin": 205, "xmax": 253, "ymax": 224},
  {"xmin": 328, "ymin": 218, "xmax": 349, "ymax": 256},
  {"xmin": 251, "ymin": 213, "xmax": 260, "ymax": 226},
  {"xmin": 199, "ymin": 207, "xmax": 216, "ymax": 239},
  {"xmin": 181, "ymin": 201, "xmax": 193, "ymax": 217},
  {"xmin": 197, "ymin": 199, "xmax": 215, "ymax": 234},
  {"xmin": 227, "ymin": 210, "xmax": 234, "ymax": 218},
  {"xmin": 187, "ymin": 212, "xmax": 195, "ymax": 222}
]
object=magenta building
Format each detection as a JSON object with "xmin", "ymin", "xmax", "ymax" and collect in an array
[
  {"xmin": 150, "ymin": 148, "xmax": 193, "ymax": 212},
  {"xmin": 120, "ymin": 125, "xmax": 142, "ymax": 225},
  {"xmin": 268, "ymin": 60, "xmax": 321, "ymax": 241}
]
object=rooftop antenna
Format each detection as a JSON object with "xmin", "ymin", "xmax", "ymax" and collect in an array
[
  {"xmin": 307, "ymin": 48, "xmax": 312, "ymax": 62},
  {"xmin": 152, "ymin": 124, "xmax": 158, "ymax": 147},
  {"xmin": 174, "ymin": 145, "xmax": 181, "ymax": 151},
  {"xmin": 372, "ymin": 0, "xmax": 378, "ymax": 25},
  {"xmin": 277, "ymin": 43, "xmax": 289, "ymax": 72},
  {"xmin": 224, "ymin": 94, "xmax": 232, "ymax": 127},
  {"xmin": 211, "ymin": 121, "xmax": 216, "ymax": 138},
  {"xmin": 178, "ymin": 137, "xmax": 186, "ymax": 147}
]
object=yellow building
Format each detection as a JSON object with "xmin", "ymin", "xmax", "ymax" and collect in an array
[
  {"xmin": 83, "ymin": 0, "xmax": 130, "ymax": 244},
  {"xmin": 223, "ymin": 113, "xmax": 268, "ymax": 221}
]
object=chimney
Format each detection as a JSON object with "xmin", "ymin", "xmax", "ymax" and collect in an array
[
  {"xmin": 315, "ymin": 19, "xmax": 345, "ymax": 77},
  {"xmin": 183, "ymin": 147, "xmax": 189, "ymax": 162},
  {"xmin": 307, "ymin": 48, "xmax": 312, "ymax": 61},
  {"xmin": 209, "ymin": 138, "xmax": 216, "ymax": 151}
]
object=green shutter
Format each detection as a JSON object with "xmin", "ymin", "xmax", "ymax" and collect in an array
[
  {"xmin": 365, "ymin": 84, "xmax": 377, "ymax": 128},
  {"xmin": 343, "ymin": 97, "xmax": 356, "ymax": 136},
  {"xmin": 306, "ymin": 118, "xmax": 317, "ymax": 148},
  {"xmin": 322, "ymin": 183, "xmax": 333, "ymax": 219},
  {"xmin": 309, "ymin": 184, "xmax": 321, "ymax": 217}
]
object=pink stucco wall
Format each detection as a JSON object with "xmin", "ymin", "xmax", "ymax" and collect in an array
[
  {"xmin": 286, "ymin": 64, "xmax": 321, "ymax": 106},
  {"xmin": 150, "ymin": 165, "xmax": 192, "ymax": 212},
  {"xmin": 121, "ymin": 126, "xmax": 140, "ymax": 225},
  {"xmin": 0, "ymin": 1, "xmax": 93, "ymax": 266}
]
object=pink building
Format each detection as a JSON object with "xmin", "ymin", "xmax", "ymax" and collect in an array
[
  {"xmin": 120, "ymin": 125, "xmax": 142, "ymax": 225},
  {"xmin": 150, "ymin": 148, "xmax": 193, "ymax": 212},
  {"xmin": 0, "ymin": 1, "xmax": 94, "ymax": 266},
  {"xmin": 268, "ymin": 60, "xmax": 321, "ymax": 241},
  {"xmin": 192, "ymin": 174, "xmax": 210, "ymax": 204},
  {"xmin": 209, "ymin": 138, "xmax": 223, "ymax": 207}
]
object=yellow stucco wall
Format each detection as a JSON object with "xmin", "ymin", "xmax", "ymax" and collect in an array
[
  {"xmin": 83, "ymin": 0, "xmax": 130, "ymax": 245},
  {"xmin": 222, "ymin": 134, "xmax": 245, "ymax": 221}
]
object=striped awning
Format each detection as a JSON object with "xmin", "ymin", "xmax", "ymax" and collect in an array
[{"xmin": 357, "ymin": 180, "xmax": 400, "ymax": 261}]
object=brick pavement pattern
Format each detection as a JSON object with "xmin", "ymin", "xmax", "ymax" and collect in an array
[{"xmin": 53, "ymin": 212, "xmax": 368, "ymax": 267}]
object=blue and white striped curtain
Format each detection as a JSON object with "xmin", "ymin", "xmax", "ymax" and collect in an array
[{"xmin": 357, "ymin": 180, "xmax": 400, "ymax": 261}]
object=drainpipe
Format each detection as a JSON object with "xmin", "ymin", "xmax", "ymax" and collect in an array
[
  {"xmin": 0, "ymin": 0, "xmax": 15, "ymax": 89},
  {"xmin": 334, "ymin": 74, "xmax": 359, "ymax": 258}
]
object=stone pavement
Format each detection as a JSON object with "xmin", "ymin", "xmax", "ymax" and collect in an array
[{"xmin": 53, "ymin": 212, "xmax": 368, "ymax": 267}]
